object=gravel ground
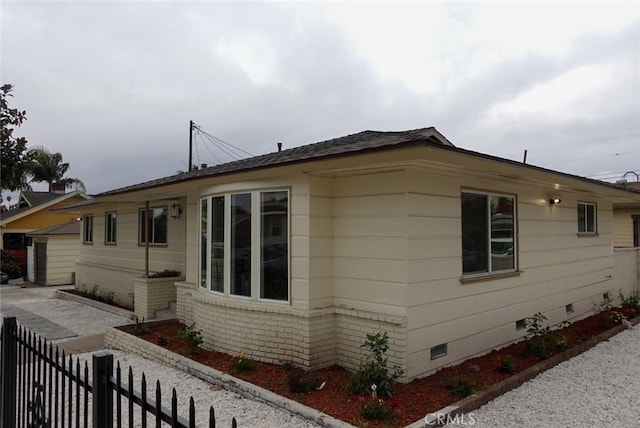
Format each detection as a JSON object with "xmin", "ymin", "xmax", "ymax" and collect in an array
[
  {"xmin": 7, "ymin": 298, "xmax": 131, "ymax": 337},
  {"xmin": 74, "ymin": 349, "xmax": 321, "ymax": 427},
  {"xmin": 4, "ymin": 287, "xmax": 639, "ymax": 427},
  {"xmin": 466, "ymin": 325, "xmax": 640, "ymax": 427}
]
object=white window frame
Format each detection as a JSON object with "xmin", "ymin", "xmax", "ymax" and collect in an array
[
  {"xmin": 577, "ymin": 202, "xmax": 597, "ymax": 234},
  {"xmin": 199, "ymin": 189, "xmax": 291, "ymax": 304},
  {"xmin": 83, "ymin": 214, "xmax": 93, "ymax": 244},
  {"xmin": 105, "ymin": 211, "xmax": 117, "ymax": 245},
  {"xmin": 138, "ymin": 207, "xmax": 168, "ymax": 245},
  {"xmin": 461, "ymin": 189, "xmax": 517, "ymax": 277}
]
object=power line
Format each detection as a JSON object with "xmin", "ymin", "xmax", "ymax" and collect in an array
[
  {"xmin": 543, "ymin": 150, "xmax": 640, "ymax": 166},
  {"xmin": 190, "ymin": 125, "xmax": 254, "ymax": 167}
]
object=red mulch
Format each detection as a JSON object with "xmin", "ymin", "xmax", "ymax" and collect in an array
[{"xmin": 126, "ymin": 310, "xmax": 632, "ymax": 427}]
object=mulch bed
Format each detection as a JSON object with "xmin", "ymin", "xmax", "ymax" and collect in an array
[{"xmin": 125, "ymin": 311, "xmax": 631, "ymax": 427}]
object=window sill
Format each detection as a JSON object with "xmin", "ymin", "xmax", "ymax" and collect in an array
[
  {"xmin": 137, "ymin": 243, "xmax": 168, "ymax": 247},
  {"xmin": 460, "ymin": 270, "xmax": 522, "ymax": 284},
  {"xmin": 577, "ymin": 232, "xmax": 599, "ymax": 238},
  {"xmin": 83, "ymin": 242, "xmax": 93, "ymax": 245}
]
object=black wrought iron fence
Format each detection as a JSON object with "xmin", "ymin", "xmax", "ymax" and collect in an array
[{"xmin": 0, "ymin": 316, "xmax": 238, "ymax": 427}]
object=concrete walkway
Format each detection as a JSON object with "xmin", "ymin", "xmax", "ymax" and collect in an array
[
  {"xmin": 0, "ymin": 284, "xmax": 131, "ymax": 354},
  {"xmin": 0, "ymin": 303, "xmax": 77, "ymax": 340}
]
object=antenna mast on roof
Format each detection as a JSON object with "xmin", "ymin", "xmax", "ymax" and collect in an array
[{"xmin": 188, "ymin": 120, "xmax": 194, "ymax": 172}]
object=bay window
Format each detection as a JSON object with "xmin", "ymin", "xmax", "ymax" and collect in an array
[
  {"xmin": 200, "ymin": 190, "xmax": 289, "ymax": 301},
  {"xmin": 462, "ymin": 191, "xmax": 516, "ymax": 276}
]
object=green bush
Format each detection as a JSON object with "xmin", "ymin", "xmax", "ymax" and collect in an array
[
  {"xmin": 358, "ymin": 396, "xmax": 397, "ymax": 420},
  {"xmin": 232, "ymin": 352, "xmax": 256, "ymax": 372},
  {"xmin": 1, "ymin": 250, "xmax": 23, "ymax": 279},
  {"xmin": 347, "ymin": 331, "xmax": 404, "ymax": 398},
  {"xmin": 177, "ymin": 323, "xmax": 203, "ymax": 354},
  {"xmin": 447, "ymin": 375, "xmax": 477, "ymax": 398},
  {"xmin": 619, "ymin": 289, "xmax": 640, "ymax": 310}
]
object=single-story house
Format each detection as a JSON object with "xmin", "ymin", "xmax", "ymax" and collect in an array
[
  {"xmin": 61, "ymin": 127, "xmax": 640, "ymax": 380},
  {"xmin": 26, "ymin": 220, "xmax": 80, "ymax": 286},
  {"xmin": 0, "ymin": 189, "xmax": 88, "ymax": 275}
]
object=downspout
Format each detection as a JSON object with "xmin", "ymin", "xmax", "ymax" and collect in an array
[{"xmin": 145, "ymin": 201, "xmax": 149, "ymax": 277}]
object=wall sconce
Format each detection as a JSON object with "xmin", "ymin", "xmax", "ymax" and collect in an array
[
  {"xmin": 549, "ymin": 197, "xmax": 562, "ymax": 205},
  {"xmin": 171, "ymin": 203, "xmax": 182, "ymax": 219}
]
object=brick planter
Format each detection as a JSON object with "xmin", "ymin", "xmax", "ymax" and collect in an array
[{"xmin": 134, "ymin": 276, "xmax": 184, "ymax": 320}]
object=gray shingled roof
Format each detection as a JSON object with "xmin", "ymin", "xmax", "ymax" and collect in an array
[
  {"xmin": 98, "ymin": 127, "xmax": 452, "ymax": 196},
  {"xmin": 27, "ymin": 221, "xmax": 80, "ymax": 236},
  {"xmin": 1, "ymin": 192, "xmax": 64, "ymax": 222}
]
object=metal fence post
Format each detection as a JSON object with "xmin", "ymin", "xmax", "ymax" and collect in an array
[
  {"xmin": 1, "ymin": 317, "xmax": 18, "ymax": 428},
  {"xmin": 92, "ymin": 351, "xmax": 113, "ymax": 428}
]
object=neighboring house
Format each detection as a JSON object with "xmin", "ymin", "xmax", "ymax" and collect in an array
[
  {"xmin": 26, "ymin": 220, "xmax": 80, "ymax": 286},
  {"xmin": 613, "ymin": 181, "xmax": 640, "ymax": 248},
  {"xmin": 0, "ymin": 190, "xmax": 89, "ymax": 275},
  {"xmin": 60, "ymin": 127, "xmax": 640, "ymax": 380}
]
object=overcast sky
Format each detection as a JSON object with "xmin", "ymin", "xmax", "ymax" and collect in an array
[{"xmin": 2, "ymin": 1, "xmax": 639, "ymax": 197}]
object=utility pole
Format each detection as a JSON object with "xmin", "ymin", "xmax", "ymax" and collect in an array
[{"xmin": 188, "ymin": 120, "xmax": 194, "ymax": 172}]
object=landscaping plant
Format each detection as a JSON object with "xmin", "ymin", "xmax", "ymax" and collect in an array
[
  {"xmin": 446, "ymin": 375, "xmax": 477, "ymax": 398},
  {"xmin": 232, "ymin": 352, "xmax": 256, "ymax": 372},
  {"xmin": 282, "ymin": 360, "xmax": 320, "ymax": 393},
  {"xmin": 130, "ymin": 315, "xmax": 150, "ymax": 335},
  {"xmin": 347, "ymin": 331, "xmax": 404, "ymax": 398},
  {"xmin": 496, "ymin": 355, "xmax": 514, "ymax": 374},
  {"xmin": 176, "ymin": 323, "xmax": 203, "ymax": 354}
]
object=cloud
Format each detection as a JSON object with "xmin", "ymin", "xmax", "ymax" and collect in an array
[{"xmin": 1, "ymin": 1, "xmax": 638, "ymax": 195}]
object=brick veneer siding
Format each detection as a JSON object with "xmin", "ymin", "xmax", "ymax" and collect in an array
[
  {"xmin": 134, "ymin": 276, "xmax": 183, "ymax": 319},
  {"xmin": 335, "ymin": 309, "xmax": 407, "ymax": 373},
  {"xmin": 176, "ymin": 281, "xmax": 195, "ymax": 325},
  {"xmin": 177, "ymin": 286, "xmax": 408, "ymax": 376}
]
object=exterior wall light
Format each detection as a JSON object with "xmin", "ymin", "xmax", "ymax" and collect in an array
[
  {"xmin": 549, "ymin": 197, "xmax": 562, "ymax": 205},
  {"xmin": 171, "ymin": 203, "xmax": 182, "ymax": 219}
]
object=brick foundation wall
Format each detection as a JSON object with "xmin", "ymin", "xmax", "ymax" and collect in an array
[
  {"xmin": 335, "ymin": 309, "xmax": 408, "ymax": 374},
  {"xmin": 175, "ymin": 286, "xmax": 409, "ymax": 376},
  {"xmin": 176, "ymin": 281, "xmax": 195, "ymax": 325}
]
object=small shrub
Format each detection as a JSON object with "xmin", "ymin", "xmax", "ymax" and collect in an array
[
  {"xmin": 618, "ymin": 290, "xmax": 640, "ymax": 311},
  {"xmin": 177, "ymin": 323, "xmax": 203, "ymax": 354},
  {"xmin": 232, "ymin": 352, "xmax": 256, "ymax": 372},
  {"xmin": 156, "ymin": 336, "xmax": 169, "ymax": 347},
  {"xmin": 0, "ymin": 250, "xmax": 23, "ymax": 278},
  {"xmin": 130, "ymin": 315, "xmax": 149, "ymax": 335},
  {"xmin": 446, "ymin": 375, "xmax": 477, "ymax": 398},
  {"xmin": 552, "ymin": 334, "xmax": 568, "ymax": 349},
  {"xmin": 282, "ymin": 360, "xmax": 319, "ymax": 393},
  {"xmin": 592, "ymin": 294, "xmax": 614, "ymax": 314},
  {"xmin": 358, "ymin": 395, "xmax": 397, "ymax": 420},
  {"xmin": 346, "ymin": 331, "xmax": 404, "ymax": 398},
  {"xmin": 523, "ymin": 312, "xmax": 553, "ymax": 359},
  {"xmin": 496, "ymin": 355, "xmax": 514, "ymax": 374}
]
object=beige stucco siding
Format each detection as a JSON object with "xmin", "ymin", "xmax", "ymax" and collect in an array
[
  {"xmin": 31, "ymin": 236, "xmax": 79, "ymax": 286},
  {"xmin": 404, "ymin": 167, "xmax": 617, "ymax": 378},
  {"xmin": 613, "ymin": 208, "xmax": 638, "ymax": 248},
  {"xmin": 332, "ymin": 170, "xmax": 408, "ymax": 316},
  {"xmin": 76, "ymin": 200, "xmax": 186, "ymax": 305}
]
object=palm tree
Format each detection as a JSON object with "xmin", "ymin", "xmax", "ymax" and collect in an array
[{"xmin": 27, "ymin": 146, "xmax": 85, "ymax": 192}]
